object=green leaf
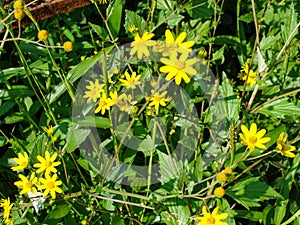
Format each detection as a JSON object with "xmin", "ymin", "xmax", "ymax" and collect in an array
[
  {"xmin": 0, "ymin": 100, "xmax": 16, "ymax": 117},
  {"xmin": 157, "ymin": 0, "xmax": 176, "ymax": 10},
  {"xmin": 19, "ymin": 42, "xmax": 47, "ymax": 55},
  {"xmin": 219, "ymin": 72, "xmax": 240, "ymax": 122},
  {"xmin": 226, "ymin": 177, "xmax": 282, "ymax": 209},
  {"xmin": 72, "ymin": 116, "xmax": 111, "ymax": 129},
  {"xmin": 234, "ymin": 210, "xmax": 264, "ymax": 221},
  {"xmin": 212, "ymin": 45, "xmax": 226, "ymax": 63},
  {"xmin": 256, "ymin": 98, "xmax": 300, "ymax": 119},
  {"xmin": 44, "ymin": 203, "xmax": 72, "ymax": 223},
  {"xmin": 138, "ymin": 135, "xmax": 153, "ymax": 156},
  {"xmin": 65, "ymin": 127, "xmax": 90, "ymax": 153},
  {"xmin": 89, "ymin": 22, "xmax": 109, "ymax": 40},
  {"xmin": 188, "ymin": 0, "xmax": 214, "ymax": 19},
  {"xmin": 0, "ymin": 86, "xmax": 34, "ymax": 99},
  {"xmin": 213, "ymin": 35, "xmax": 240, "ymax": 45},
  {"xmin": 157, "ymin": 151, "xmax": 182, "ymax": 183},
  {"xmin": 158, "ymin": 10, "xmax": 184, "ymax": 29},
  {"xmin": 124, "ymin": 10, "xmax": 146, "ymax": 34},
  {"xmin": 107, "ymin": 0, "xmax": 125, "ymax": 38}
]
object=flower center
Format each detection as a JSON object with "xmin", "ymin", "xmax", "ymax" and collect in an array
[
  {"xmin": 99, "ymin": 100, "xmax": 106, "ymax": 107},
  {"xmin": 20, "ymin": 161, "xmax": 28, "ymax": 168},
  {"xmin": 45, "ymin": 160, "xmax": 52, "ymax": 168},
  {"xmin": 175, "ymin": 60, "xmax": 185, "ymax": 70},
  {"xmin": 248, "ymin": 136, "xmax": 257, "ymax": 144},
  {"xmin": 207, "ymin": 216, "xmax": 215, "ymax": 224},
  {"xmin": 127, "ymin": 78, "xmax": 134, "ymax": 85},
  {"xmin": 25, "ymin": 181, "xmax": 32, "ymax": 189},
  {"xmin": 154, "ymin": 96, "xmax": 161, "ymax": 102},
  {"xmin": 47, "ymin": 181, "xmax": 55, "ymax": 189}
]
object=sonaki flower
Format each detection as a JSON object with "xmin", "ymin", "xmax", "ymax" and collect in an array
[{"xmin": 239, "ymin": 123, "xmax": 271, "ymax": 151}]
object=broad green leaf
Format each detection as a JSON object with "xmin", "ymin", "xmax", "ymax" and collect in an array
[
  {"xmin": 0, "ymin": 86, "xmax": 34, "ymax": 99},
  {"xmin": 157, "ymin": 151, "xmax": 182, "ymax": 183},
  {"xmin": 226, "ymin": 177, "xmax": 282, "ymax": 209},
  {"xmin": 138, "ymin": 135, "xmax": 153, "ymax": 156},
  {"xmin": 19, "ymin": 42, "xmax": 47, "ymax": 55},
  {"xmin": 107, "ymin": 0, "xmax": 125, "ymax": 37},
  {"xmin": 0, "ymin": 67, "xmax": 25, "ymax": 83},
  {"xmin": 194, "ymin": 20, "xmax": 211, "ymax": 41},
  {"xmin": 260, "ymin": 35, "xmax": 281, "ymax": 51},
  {"xmin": 157, "ymin": 0, "xmax": 176, "ymax": 10},
  {"xmin": 0, "ymin": 136, "xmax": 7, "ymax": 147},
  {"xmin": 124, "ymin": 10, "xmax": 146, "ymax": 34},
  {"xmin": 44, "ymin": 204, "xmax": 72, "ymax": 223},
  {"xmin": 188, "ymin": 0, "xmax": 214, "ymax": 19},
  {"xmin": 0, "ymin": 100, "xmax": 15, "ymax": 117},
  {"xmin": 256, "ymin": 98, "xmax": 300, "ymax": 119},
  {"xmin": 212, "ymin": 45, "xmax": 226, "ymax": 63},
  {"xmin": 65, "ymin": 127, "xmax": 90, "ymax": 153}
]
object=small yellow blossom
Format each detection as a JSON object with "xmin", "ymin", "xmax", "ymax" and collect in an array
[
  {"xmin": 0, "ymin": 198, "xmax": 13, "ymax": 223},
  {"xmin": 14, "ymin": 9, "xmax": 24, "ymax": 20},
  {"xmin": 33, "ymin": 150, "xmax": 61, "ymax": 174},
  {"xmin": 109, "ymin": 90, "xmax": 119, "ymax": 105},
  {"xmin": 63, "ymin": 41, "xmax": 73, "ymax": 52},
  {"xmin": 224, "ymin": 167, "xmax": 233, "ymax": 176},
  {"xmin": 128, "ymin": 25, "xmax": 137, "ymax": 33},
  {"xmin": 38, "ymin": 173, "xmax": 63, "ymax": 199},
  {"xmin": 11, "ymin": 152, "xmax": 28, "ymax": 171},
  {"xmin": 239, "ymin": 123, "xmax": 271, "ymax": 151},
  {"xmin": 119, "ymin": 71, "xmax": 141, "ymax": 89},
  {"xmin": 169, "ymin": 129, "xmax": 175, "ymax": 135},
  {"xmin": 44, "ymin": 125, "xmax": 54, "ymax": 135},
  {"xmin": 117, "ymin": 94, "xmax": 137, "ymax": 114},
  {"xmin": 38, "ymin": 30, "xmax": 48, "ymax": 41},
  {"xmin": 276, "ymin": 132, "xmax": 296, "ymax": 158},
  {"xmin": 148, "ymin": 90, "xmax": 171, "ymax": 111},
  {"xmin": 14, "ymin": 172, "xmax": 38, "ymax": 195},
  {"xmin": 214, "ymin": 187, "xmax": 225, "ymax": 198},
  {"xmin": 95, "ymin": 93, "xmax": 113, "ymax": 115},
  {"xmin": 13, "ymin": 0, "xmax": 23, "ymax": 9},
  {"xmin": 160, "ymin": 52, "xmax": 197, "ymax": 85},
  {"xmin": 83, "ymin": 79, "xmax": 104, "ymax": 103},
  {"xmin": 217, "ymin": 172, "xmax": 227, "ymax": 183},
  {"xmin": 238, "ymin": 63, "xmax": 257, "ymax": 87},
  {"xmin": 130, "ymin": 32, "xmax": 156, "ymax": 59},
  {"xmin": 195, "ymin": 206, "xmax": 228, "ymax": 225},
  {"xmin": 81, "ymin": 220, "xmax": 87, "ymax": 225}
]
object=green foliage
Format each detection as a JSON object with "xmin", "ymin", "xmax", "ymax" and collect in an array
[{"xmin": 0, "ymin": 0, "xmax": 299, "ymax": 224}]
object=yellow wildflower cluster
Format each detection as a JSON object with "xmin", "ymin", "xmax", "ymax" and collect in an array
[
  {"xmin": 129, "ymin": 29, "xmax": 197, "ymax": 86},
  {"xmin": 38, "ymin": 30, "xmax": 49, "ymax": 41},
  {"xmin": 217, "ymin": 167, "xmax": 233, "ymax": 183},
  {"xmin": 11, "ymin": 150, "xmax": 63, "ymax": 200},
  {"xmin": 238, "ymin": 63, "xmax": 257, "ymax": 87},
  {"xmin": 13, "ymin": 0, "xmax": 24, "ymax": 20}
]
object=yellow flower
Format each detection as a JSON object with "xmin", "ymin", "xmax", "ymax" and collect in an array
[
  {"xmin": 33, "ymin": 150, "xmax": 61, "ymax": 174},
  {"xmin": 109, "ymin": 90, "xmax": 119, "ymax": 105},
  {"xmin": 119, "ymin": 71, "xmax": 141, "ymax": 89},
  {"xmin": 128, "ymin": 25, "xmax": 137, "ymax": 33},
  {"xmin": 214, "ymin": 187, "xmax": 225, "ymax": 198},
  {"xmin": 130, "ymin": 32, "xmax": 156, "ymax": 59},
  {"xmin": 198, "ymin": 48, "xmax": 208, "ymax": 59},
  {"xmin": 195, "ymin": 206, "xmax": 228, "ymax": 225},
  {"xmin": 38, "ymin": 30, "xmax": 48, "ymax": 41},
  {"xmin": 63, "ymin": 41, "xmax": 73, "ymax": 52},
  {"xmin": 169, "ymin": 128, "xmax": 175, "ymax": 135},
  {"xmin": 11, "ymin": 152, "xmax": 28, "ymax": 171},
  {"xmin": 95, "ymin": 93, "xmax": 113, "ymax": 115},
  {"xmin": 238, "ymin": 63, "xmax": 257, "ymax": 87},
  {"xmin": 44, "ymin": 125, "xmax": 54, "ymax": 135},
  {"xmin": 117, "ymin": 93, "xmax": 137, "ymax": 114},
  {"xmin": 239, "ymin": 123, "xmax": 271, "ymax": 151},
  {"xmin": 217, "ymin": 172, "xmax": 227, "ymax": 183},
  {"xmin": 83, "ymin": 79, "xmax": 104, "ymax": 103},
  {"xmin": 14, "ymin": 172, "xmax": 38, "ymax": 195},
  {"xmin": 224, "ymin": 167, "xmax": 233, "ymax": 176},
  {"xmin": 148, "ymin": 90, "xmax": 171, "ymax": 111},
  {"xmin": 14, "ymin": 8, "xmax": 24, "ymax": 20},
  {"xmin": 275, "ymin": 132, "xmax": 296, "ymax": 158},
  {"xmin": 13, "ymin": 0, "xmax": 23, "ymax": 9},
  {"xmin": 160, "ymin": 52, "xmax": 197, "ymax": 85},
  {"xmin": 0, "ymin": 198, "xmax": 13, "ymax": 223},
  {"xmin": 38, "ymin": 173, "xmax": 63, "ymax": 199}
]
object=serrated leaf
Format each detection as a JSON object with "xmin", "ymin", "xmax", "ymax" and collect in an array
[
  {"xmin": 89, "ymin": 22, "xmax": 109, "ymax": 40},
  {"xmin": 227, "ymin": 177, "xmax": 282, "ymax": 209},
  {"xmin": 124, "ymin": 10, "xmax": 146, "ymax": 34},
  {"xmin": 157, "ymin": 0, "xmax": 176, "ymax": 10},
  {"xmin": 157, "ymin": 151, "xmax": 182, "ymax": 183},
  {"xmin": 256, "ymin": 98, "xmax": 300, "ymax": 119},
  {"xmin": 138, "ymin": 135, "xmax": 153, "ymax": 156},
  {"xmin": 158, "ymin": 10, "xmax": 184, "ymax": 29}
]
